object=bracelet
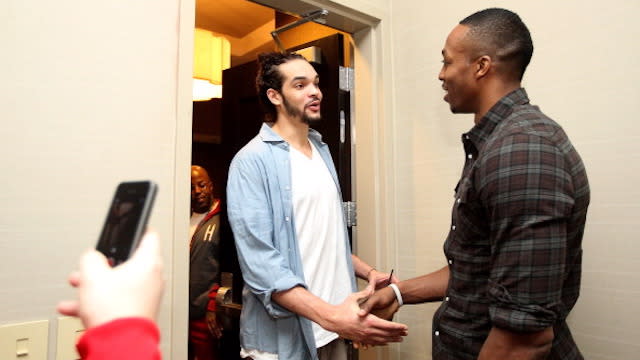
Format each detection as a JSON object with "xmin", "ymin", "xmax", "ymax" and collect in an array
[
  {"xmin": 388, "ymin": 283, "xmax": 403, "ymax": 307},
  {"xmin": 365, "ymin": 267, "xmax": 376, "ymax": 278}
]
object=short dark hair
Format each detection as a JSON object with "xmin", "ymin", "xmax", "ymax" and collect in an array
[
  {"xmin": 460, "ymin": 8, "xmax": 533, "ymax": 81},
  {"xmin": 256, "ymin": 52, "xmax": 306, "ymax": 122}
]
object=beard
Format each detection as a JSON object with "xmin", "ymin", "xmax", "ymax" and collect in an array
[
  {"xmin": 191, "ymin": 194, "xmax": 212, "ymax": 214},
  {"xmin": 282, "ymin": 95, "xmax": 321, "ymax": 124}
]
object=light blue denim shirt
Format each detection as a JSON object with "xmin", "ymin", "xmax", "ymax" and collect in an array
[{"xmin": 226, "ymin": 123, "xmax": 357, "ymax": 360}]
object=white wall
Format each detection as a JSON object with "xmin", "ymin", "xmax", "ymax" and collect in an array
[
  {"xmin": 0, "ymin": 0, "xmax": 192, "ymax": 358},
  {"xmin": 387, "ymin": 1, "xmax": 640, "ymax": 359}
]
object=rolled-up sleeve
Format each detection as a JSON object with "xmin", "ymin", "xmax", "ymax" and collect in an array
[
  {"xmin": 479, "ymin": 133, "xmax": 574, "ymax": 332},
  {"xmin": 227, "ymin": 154, "xmax": 306, "ymax": 318}
]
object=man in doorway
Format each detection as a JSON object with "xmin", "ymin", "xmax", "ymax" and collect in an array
[
  {"xmin": 226, "ymin": 52, "xmax": 408, "ymax": 360},
  {"xmin": 360, "ymin": 8, "xmax": 590, "ymax": 360},
  {"xmin": 189, "ymin": 165, "xmax": 223, "ymax": 360}
]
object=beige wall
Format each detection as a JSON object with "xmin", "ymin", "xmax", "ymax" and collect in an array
[
  {"xmin": 1, "ymin": 0, "xmax": 193, "ymax": 358},
  {"xmin": 386, "ymin": 1, "xmax": 640, "ymax": 359}
]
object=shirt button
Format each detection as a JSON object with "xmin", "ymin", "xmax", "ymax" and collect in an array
[
  {"xmin": 456, "ymin": 198, "xmax": 461, "ymax": 204},
  {"xmin": 451, "ymin": 225, "xmax": 456, "ymax": 231},
  {"xmin": 445, "ymin": 296, "xmax": 450, "ymax": 302},
  {"xmin": 435, "ymin": 331, "xmax": 440, "ymax": 336},
  {"xmin": 448, "ymin": 259, "xmax": 453, "ymax": 265},
  {"xmin": 285, "ymin": 216, "xmax": 290, "ymax": 222},
  {"xmin": 467, "ymin": 153, "xmax": 473, "ymax": 159}
]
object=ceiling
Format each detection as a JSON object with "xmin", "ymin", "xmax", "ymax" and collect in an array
[
  {"xmin": 193, "ymin": 0, "xmax": 352, "ymax": 66},
  {"xmin": 195, "ymin": 0, "xmax": 277, "ymax": 64},
  {"xmin": 195, "ymin": 0, "xmax": 273, "ymax": 39}
]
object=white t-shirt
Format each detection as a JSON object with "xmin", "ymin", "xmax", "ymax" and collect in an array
[
  {"xmin": 240, "ymin": 141, "xmax": 352, "ymax": 359},
  {"xmin": 290, "ymin": 141, "xmax": 352, "ymax": 347}
]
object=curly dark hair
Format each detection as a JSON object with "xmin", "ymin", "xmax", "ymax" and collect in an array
[
  {"xmin": 255, "ymin": 52, "xmax": 306, "ymax": 122},
  {"xmin": 460, "ymin": 8, "xmax": 533, "ymax": 81}
]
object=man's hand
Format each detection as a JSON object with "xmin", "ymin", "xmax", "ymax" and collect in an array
[
  {"xmin": 358, "ymin": 286, "xmax": 398, "ymax": 320},
  {"xmin": 364, "ymin": 269, "xmax": 399, "ymax": 295},
  {"xmin": 322, "ymin": 289, "xmax": 408, "ymax": 346},
  {"xmin": 272, "ymin": 285, "xmax": 408, "ymax": 347},
  {"xmin": 352, "ymin": 287, "xmax": 401, "ymax": 349},
  {"xmin": 205, "ymin": 310, "xmax": 223, "ymax": 339}
]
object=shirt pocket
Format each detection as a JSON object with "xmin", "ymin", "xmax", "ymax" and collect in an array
[{"xmin": 447, "ymin": 176, "xmax": 491, "ymax": 267}]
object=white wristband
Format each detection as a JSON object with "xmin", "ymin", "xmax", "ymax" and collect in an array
[{"xmin": 388, "ymin": 283, "xmax": 403, "ymax": 307}]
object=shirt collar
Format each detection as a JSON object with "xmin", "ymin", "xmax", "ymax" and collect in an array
[
  {"xmin": 463, "ymin": 88, "xmax": 530, "ymax": 150},
  {"xmin": 259, "ymin": 122, "xmax": 284, "ymax": 142},
  {"xmin": 258, "ymin": 122, "xmax": 325, "ymax": 146}
]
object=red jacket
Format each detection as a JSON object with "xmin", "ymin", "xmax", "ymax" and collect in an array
[{"xmin": 77, "ymin": 318, "xmax": 161, "ymax": 360}]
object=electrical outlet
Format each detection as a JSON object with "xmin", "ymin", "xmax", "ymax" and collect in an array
[
  {"xmin": 55, "ymin": 317, "xmax": 85, "ymax": 360},
  {"xmin": 0, "ymin": 320, "xmax": 49, "ymax": 360}
]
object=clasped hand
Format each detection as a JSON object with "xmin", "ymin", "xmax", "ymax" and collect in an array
[
  {"xmin": 327, "ymin": 289, "xmax": 407, "ymax": 348},
  {"xmin": 340, "ymin": 269, "xmax": 404, "ymax": 349}
]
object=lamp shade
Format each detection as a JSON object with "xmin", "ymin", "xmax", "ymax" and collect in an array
[{"xmin": 193, "ymin": 28, "xmax": 230, "ymax": 100}]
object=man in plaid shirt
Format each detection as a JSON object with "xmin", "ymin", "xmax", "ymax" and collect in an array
[{"xmin": 360, "ymin": 8, "xmax": 590, "ymax": 360}]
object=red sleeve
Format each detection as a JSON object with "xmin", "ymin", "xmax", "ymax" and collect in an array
[
  {"xmin": 207, "ymin": 284, "xmax": 220, "ymax": 312},
  {"xmin": 77, "ymin": 318, "xmax": 161, "ymax": 360}
]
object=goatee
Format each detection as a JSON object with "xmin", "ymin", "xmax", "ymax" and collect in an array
[
  {"xmin": 302, "ymin": 113, "xmax": 322, "ymax": 124},
  {"xmin": 283, "ymin": 95, "xmax": 321, "ymax": 124}
]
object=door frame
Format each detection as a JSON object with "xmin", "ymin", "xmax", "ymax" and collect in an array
[{"xmin": 174, "ymin": 1, "xmax": 397, "ymax": 359}]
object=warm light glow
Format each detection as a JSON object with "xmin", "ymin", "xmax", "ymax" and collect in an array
[
  {"xmin": 193, "ymin": 28, "xmax": 230, "ymax": 101},
  {"xmin": 193, "ymin": 79, "xmax": 222, "ymax": 101}
]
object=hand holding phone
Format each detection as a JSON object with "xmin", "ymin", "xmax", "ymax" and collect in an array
[
  {"xmin": 96, "ymin": 181, "xmax": 157, "ymax": 266},
  {"xmin": 58, "ymin": 231, "xmax": 165, "ymax": 329}
]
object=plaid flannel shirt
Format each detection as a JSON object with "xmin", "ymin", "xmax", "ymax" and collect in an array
[{"xmin": 433, "ymin": 88, "xmax": 589, "ymax": 360}]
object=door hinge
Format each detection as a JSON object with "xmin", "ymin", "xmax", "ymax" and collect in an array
[
  {"xmin": 339, "ymin": 66, "xmax": 354, "ymax": 92},
  {"xmin": 343, "ymin": 201, "xmax": 357, "ymax": 227}
]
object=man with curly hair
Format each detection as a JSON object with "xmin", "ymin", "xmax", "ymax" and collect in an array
[{"xmin": 227, "ymin": 52, "xmax": 408, "ymax": 360}]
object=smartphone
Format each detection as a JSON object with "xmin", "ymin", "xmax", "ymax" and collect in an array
[{"xmin": 96, "ymin": 181, "xmax": 158, "ymax": 266}]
